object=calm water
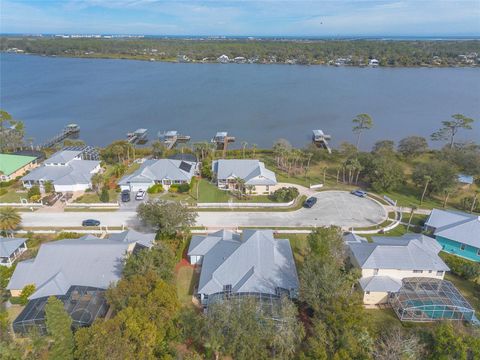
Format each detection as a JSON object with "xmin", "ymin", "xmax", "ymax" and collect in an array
[{"xmin": 1, "ymin": 53, "xmax": 479, "ymax": 150}]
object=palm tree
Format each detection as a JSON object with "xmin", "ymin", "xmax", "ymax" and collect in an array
[
  {"xmin": 406, "ymin": 204, "xmax": 418, "ymax": 231},
  {"xmin": 352, "ymin": 113, "xmax": 374, "ymax": 150},
  {"xmin": 0, "ymin": 207, "xmax": 22, "ymax": 235},
  {"xmin": 241, "ymin": 141, "xmax": 248, "ymax": 158},
  {"xmin": 471, "ymin": 190, "xmax": 479, "ymax": 213},
  {"xmin": 251, "ymin": 144, "xmax": 257, "ymax": 158}
]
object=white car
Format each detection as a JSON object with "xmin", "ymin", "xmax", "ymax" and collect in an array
[{"xmin": 135, "ymin": 190, "xmax": 146, "ymax": 200}]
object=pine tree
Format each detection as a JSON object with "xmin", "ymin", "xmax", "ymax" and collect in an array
[{"xmin": 45, "ymin": 296, "xmax": 74, "ymax": 360}]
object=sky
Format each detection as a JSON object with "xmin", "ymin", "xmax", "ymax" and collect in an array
[{"xmin": 1, "ymin": 0, "xmax": 479, "ymax": 37}]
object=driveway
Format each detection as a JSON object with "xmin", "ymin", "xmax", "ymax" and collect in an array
[{"xmin": 20, "ymin": 191, "xmax": 387, "ymax": 230}]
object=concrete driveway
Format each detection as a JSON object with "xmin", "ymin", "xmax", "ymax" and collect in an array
[{"xmin": 20, "ymin": 191, "xmax": 387, "ymax": 230}]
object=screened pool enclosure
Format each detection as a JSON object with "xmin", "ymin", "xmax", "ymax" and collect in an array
[
  {"xmin": 389, "ymin": 278, "xmax": 475, "ymax": 322},
  {"xmin": 13, "ymin": 286, "xmax": 109, "ymax": 335}
]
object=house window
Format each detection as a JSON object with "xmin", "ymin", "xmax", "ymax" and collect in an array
[
  {"xmin": 460, "ymin": 244, "xmax": 466, "ymax": 251},
  {"xmin": 428, "ymin": 270, "xmax": 432, "ymax": 273},
  {"xmin": 373, "ymin": 269, "xmax": 379, "ymax": 275},
  {"xmin": 413, "ymin": 270, "xmax": 423, "ymax": 274},
  {"xmin": 436, "ymin": 271, "xmax": 444, "ymax": 276}
]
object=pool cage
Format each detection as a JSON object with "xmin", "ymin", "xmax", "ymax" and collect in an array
[
  {"xmin": 205, "ymin": 290, "xmax": 295, "ymax": 321},
  {"xmin": 389, "ymin": 277, "xmax": 475, "ymax": 322},
  {"xmin": 13, "ymin": 286, "xmax": 109, "ymax": 335}
]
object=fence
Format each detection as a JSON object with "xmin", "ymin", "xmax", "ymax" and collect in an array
[
  {"xmin": 0, "ymin": 202, "xmax": 43, "ymax": 208},
  {"xmin": 196, "ymin": 199, "xmax": 295, "ymax": 208}
]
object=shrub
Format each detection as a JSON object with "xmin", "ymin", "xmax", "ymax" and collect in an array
[
  {"xmin": 27, "ymin": 185, "xmax": 40, "ymax": 200},
  {"xmin": 99, "ymin": 187, "xmax": 110, "ymax": 203},
  {"xmin": 147, "ymin": 184, "xmax": 164, "ymax": 194},
  {"xmin": 441, "ymin": 253, "xmax": 480, "ymax": 281},
  {"xmin": 270, "ymin": 187, "xmax": 299, "ymax": 202},
  {"xmin": 19, "ymin": 284, "xmax": 36, "ymax": 305},
  {"xmin": 169, "ymin": 185, "xmax": 178, "ymax": 193},
  {"xmin": 30, "ymin": 194, "xmax": 41, "ymax": 202},
  {"xmin": 177, "ymin": 183, "xmax": 190, "ymax": 193}
]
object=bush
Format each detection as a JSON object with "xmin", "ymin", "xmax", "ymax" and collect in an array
[
  {"xmin": 27, "ymin": 185, "xmax": 40, "ymax": 200},
  {"xmin": 270, "ymin": 187, "xmax": 299, "ymax": 202},
  {"xmin": 147, "ymin": 184, "xmax": 164, "ymax": 194},
  {"xmin": 99, "ymin": 187, "xmax": 110, "ymax": 203},
  {"xmin": 441, "ymin": 252, "xmax": 480, "ymax": 281},
  {"xmin": 169, "ymin": 183, "xmax": 190, "ymax": 193},
  {"xmin": 19, "ymin": 284, "xmax": 36, "ymax": 305}
]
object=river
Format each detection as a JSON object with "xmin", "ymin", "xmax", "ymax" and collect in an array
[{"xmin": 1, "ymin": 53, "xmax": 479, "ymax": 150}]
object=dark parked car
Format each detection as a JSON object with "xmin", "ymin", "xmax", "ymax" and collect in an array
[
  {"xmin": 121, "ymin": 190, "xmax": 131, "ymax": 202},
  {"xmin": 303, "ymin": 197, "xmax": 317, "ymax": 208},
  {"xmin": 351, "ymin": 189, "xmax": 367, "ymax": 198},
  {"xmin": 82, "ymin": 219, "xmax": 100, "ymax": 227}
]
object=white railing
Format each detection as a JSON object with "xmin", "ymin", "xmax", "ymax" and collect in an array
[
  {"xmin": 196, "ymin": 199, "xmax": 295, "ymax": 208},
  {"xmin": 309, "ymin": 184, "xmax": 324, "ymax": 189},
  {"xmin": 0, "ymin": 202, "xmax": 43, "ymax": 208}
]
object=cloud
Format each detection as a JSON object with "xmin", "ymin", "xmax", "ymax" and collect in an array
[{"xmin": 1, "ymin": 0, "xmax": 479, "ymax": 35}]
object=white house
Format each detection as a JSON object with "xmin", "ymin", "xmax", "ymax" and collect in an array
[
  {"xmin": 369, "ymin": 59, "xmax": 379, "ymax": 67},
  {"xmin": 212, "ymin": 159, "xmax": 277, "ymax": 194},
  {"xmin": 118, "ymin": 158, "xmax": 198, "ymax": 192},
  {"xmin": 217, "ymin": 54, "xmax": 230, "ymax": 63},
  {"xmin": 187, "ymin": 229, "xmax": 299, "ymax": 307},
  {"xmin": 344, "ymin": 233, "xmax": 449, "ymax": 305},
  {"xmin": 0, "ymin": 237, "xmax": 27, "ymax": 267},
  {"xmin": 21, "ymin": 149, "xmax": 101, "ymax": 193}
]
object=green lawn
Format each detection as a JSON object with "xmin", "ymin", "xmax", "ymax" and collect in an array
[
  {"xmin": 74, "ymin": 189, "xmax": 118, "ymax": 203},
  {"xmin": 176, "ymin": 266, "xmax": 199, "ymax": 307},
  {"xmin": 445, "ymin": 273, "xmax": 480, "ymax": 313},
  {"xmin": 0, "ymin": 191, "xmax": 25, "ymax": 203},
  {"xmin": 275, "ymin": 233, "xmax": 309, "ymax": 266}
]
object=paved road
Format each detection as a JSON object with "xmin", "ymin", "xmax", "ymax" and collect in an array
[{"xmin": 20, "ymin": 191, "xmax": 387, "ymax": 230}]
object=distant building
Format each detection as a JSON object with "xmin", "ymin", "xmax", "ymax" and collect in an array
[
  {"xmin": 345, "ymin": 233, "xmax": 449, "ymax": 305},
  {"xmin": 212, "ymin": 159, "xmax": 277, "ymax": 194},
  {"xmin": 187, "ymin": 229, "xmax": 299, "ymax": 307},
  {"xmin": 457, "ymin": 173, "xmax": 474, "ymax": 187},
  {"xmin": 21, "ymin": 149, "xmax": 101, "ymax": 193},
  {"xmin": 217, "ymin": 54, "xmax": 230, "ymax": 63},
  {"xmin": 369, "ymin": 59, "xmax": 379, "ymax": 67},
  {"xmin": 425, "ymin": 209, "xmax": 480, "ymax": 262},
  {"xmin": 118, "ymin": 158, "xmax": 198, "ymax": 192},
  {"xmin": 0, "ymin": 154, "xmax": 39, "ymax": 182},
  {"xmin": 233, "ymin": 56, "xmax": 247, "ymax": 63}
]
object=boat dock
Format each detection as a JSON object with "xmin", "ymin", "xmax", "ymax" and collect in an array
[
  {"xmin": 127, "ymin": 128, "xmax": 148, "ymax": 144},
  {"xmin": 41, "ymin": 124, "xmax": 80, "ymax": 149},
  {"xmin": 312, "ymin": 130, "xmax": 332, "ymax": 154},
  {"xmin": 158, "ymin": 130, "xmax": 191, "ymax": 150},
  {"xmin": 211, "ymin": 131, "xmax": 236, "ymax": 152}
]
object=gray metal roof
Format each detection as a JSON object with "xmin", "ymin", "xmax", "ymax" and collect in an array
[
  {"xmin": 348, "ymin": 234, "xmax": 449, "ymax": 271},
  {"xmin": 343, "ymin": 233, "xmax": 368, "ymax": 244},
  {"xmin": 426, "ymin": 209, "xmax": 479, "ymax": 248},
  {"xmin": 0, "ymin": 237, "xmax": 27, "ymax": 258},
  {"xmin": 359, "ymin": 276, "xmax": 403, "ymax": 292},
  {"xmin": 425, "ymin": 209, "xmax": 476, "ymax": 229},
  {"xmin": 118, "ymin": 159, "xmax": 197, "ymax": 186},
  {"xmin": 189, "ymin": 229, "xmax": 298, "ymax": 297},
  {"xmin": 44, "ymin": 150, "xmax": 82, "ymax": 165},
  {"xmin": 21, "ymin": 160, "xmax": 99, "ymax": 185},
  {"xmin": 6, "ymin": 231, "xmax": 150, "ymax": 300},
  {"xmin": 108, "ymin": 229, "xmax": 155, "ymax": 248},
  {"xmin": 212, "ymin": 159, "xmax": 277, "ymax": 186}
]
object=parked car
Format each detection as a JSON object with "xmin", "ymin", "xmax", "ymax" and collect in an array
[
  {"xmin": 351, "ymin": 189, "xmax": 367, "ymax": 198},
  {"xmin": 121, "ymin": 190, "xmax": 131, "ymax": 202},
  {"xmin": 303, "ymin": 197, "xmax": 317, "ymax": 208},
  {"xmin": 82, "ymin": 219, "xmax": 100, "ymax": 227},
  {"xmin": 135, "ymin": 190, "xmax": 146, "ymax": 200}
]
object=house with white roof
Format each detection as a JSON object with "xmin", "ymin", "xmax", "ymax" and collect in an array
[
  {"xmin": 118, "ymin": 158, "xmax": 198, "ymax": 192},
  {"xmin": 345, "ymin": 233, "xmax": 449, "ymax": 305},
  {"xmin": 425, "ymin": 209, "xmax": 480, "ymax": 262},
  {"xmin": 187, "ymin": 229, "xmax": 299, "ymax": 307},
  {"xmin": 0, "ymin": 237, "xmax": 27, "ymax": 267},
  {"xmin": 21, "ymin": 149, "xmax": 101, "ymax": 193},
  {"xmin": 212, "ymin": 159, "xmax": 277, "ymax": 194},
  {"xmin": 7, "ymin": 230, "xmax": 155, "ymax": 334}
]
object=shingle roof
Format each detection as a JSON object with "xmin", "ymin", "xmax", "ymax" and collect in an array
[
  {"xmin": 426, "ymin": 209, "xmax": 480, "ymax": 248},
  {"xmin": 359, "ymin": 276, "xmax": 403, "ymax": 292},
  {"xmin": 118, "ymin": 159, "xmax": 197, "ymax": 186},
  {"xmin": 0, "ymin": 237, "xmax": 27, "ymax": 258},
  {"xmin": 21, "ymin": 160, "xmax": 99, "ymax": 185},
  {"xmin": 0, "ymin": 154, "xmax": 36, "ymax": 176},
  {"xmin": 212, "ymin": 159, "xmax": 277, "ymax": 186},
  {"xmin": 7, "ymin": 231, "xmax": 151, "ymax": 300},
  {"xmin": 348, "ymin": 234, "xmax": 449, "ymax": 271},
  {"xmin": 189, "ymin": 229, "xmax": 298, "ymax": 297}
]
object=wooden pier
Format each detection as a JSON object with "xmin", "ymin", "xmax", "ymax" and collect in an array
[
  {"xmin": 41, "ymin": 124, "xmax": 80, "ymax": 149},
  {"xmin": 127, "ymin": 128, "xmax": 148, "ymax": 144},
  {"xmin": 312, "ymin": 129, "xmax": 332, "ymax": 154},
  {"xmin": 211, "ymin": 131, "xmax": 235, "ymax": 153},
  {"xmin": 158, "ymin": 130, "xmax": 191, "ymax": 150}
]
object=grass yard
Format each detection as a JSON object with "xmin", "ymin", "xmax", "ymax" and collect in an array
[
  {"xmin": 275, "ymin": 233, "xmax": 309, "ymax": 266},
  {"xmin": 74, "ymin": 189, "xmax": 118, "ymax": 203},
  {"xmin": 176, "ymin": 265, "xmax": 199, "ymax": 307},
  {"xmin": 0, "ymin": 191, "xmax": 25, "ymax": 203},
  {"xmin": 444, "ymin": 273, "xmax": 480, "ymax": 313}
]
